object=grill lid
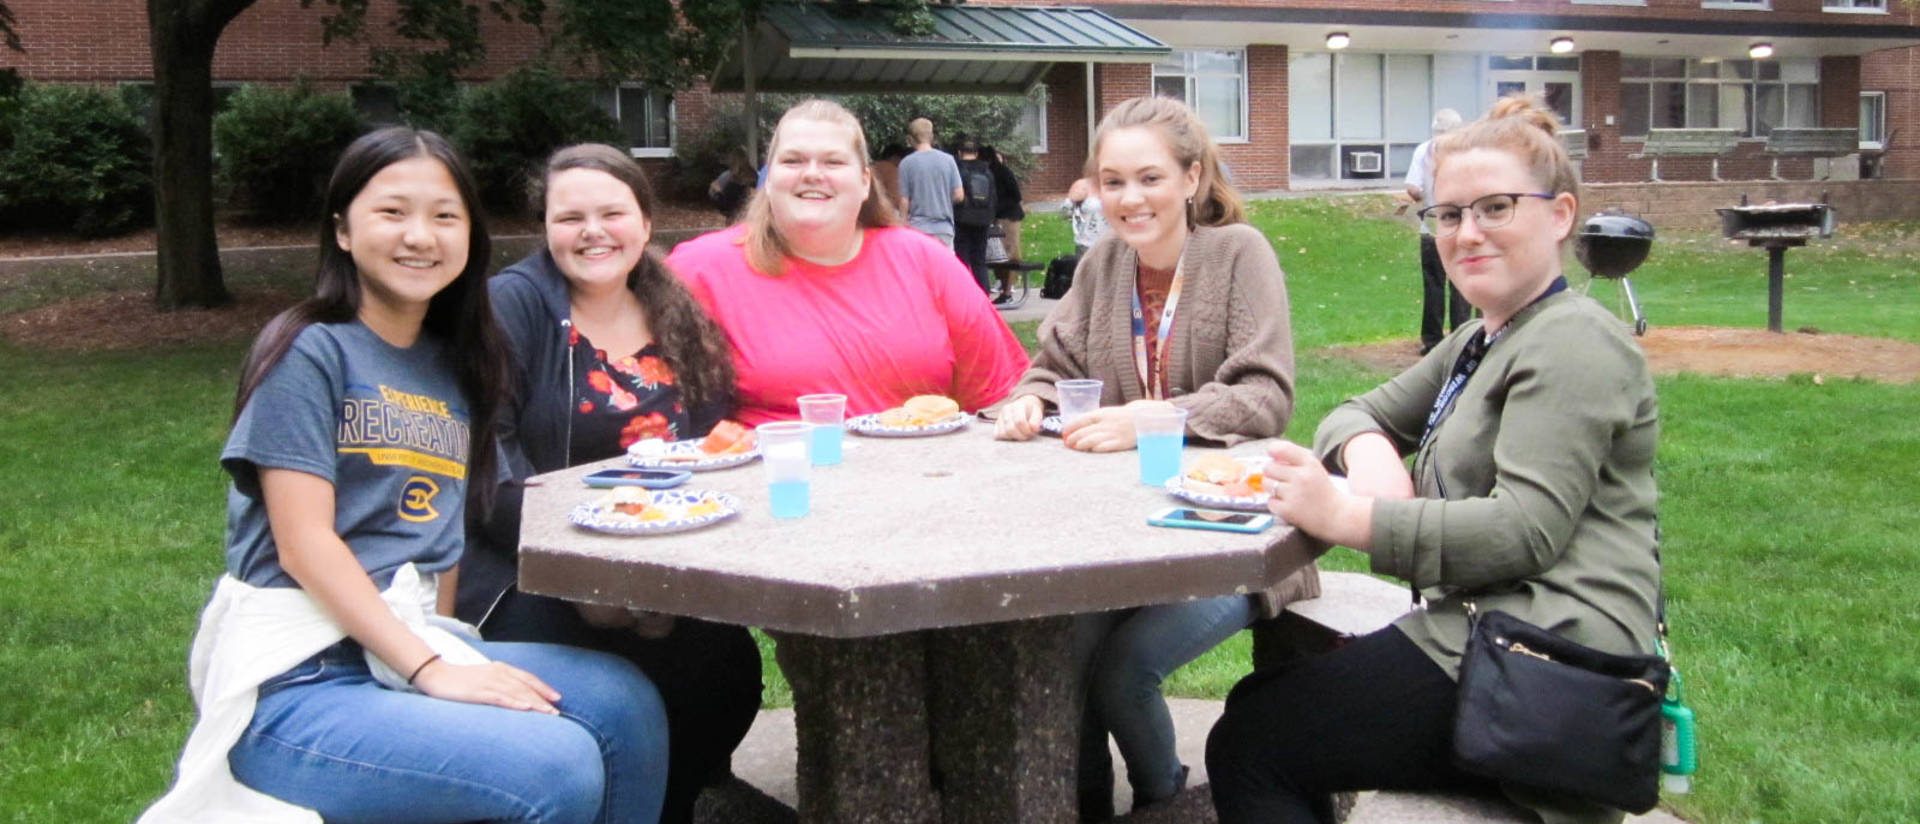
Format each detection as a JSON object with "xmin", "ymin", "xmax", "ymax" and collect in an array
[{"xmin": 1575, "ymin": 210, "xmax": 1655, "ymax": 279}]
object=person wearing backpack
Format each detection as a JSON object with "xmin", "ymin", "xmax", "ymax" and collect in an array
[{"xmin": 953, "ymin": 136, "xmax": 997, "ymax": 293}]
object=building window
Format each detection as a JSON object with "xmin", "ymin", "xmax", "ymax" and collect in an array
[
  {"xmin": 1619, "ymin": 57, "xmax": 1817, "ymax": 138},
  {"xmin": 1015, "ymin": 85, "xmax": 1048, "ymax": 154},
  {"xmin": 1823, "ymin": 0, "xmax": 1886, "ymax": 10},
  {"xmin": 1703, "ymin": 0, "xmax": 1768, "ymax": 8},
  {"xmin": 595, "ymin": 86, "xmax": 673, "ymax": 158},
  {"xmin": 1859, "ymin": 91, "xmax": 1886, "ymax": 148},
  {"xmin": 1289, "ymin": 52, "xmax": 1478, "ymax": 184},
  {"xmin": 1152, "ymin": 49, "xmax": 1247, "ymax": 141}
]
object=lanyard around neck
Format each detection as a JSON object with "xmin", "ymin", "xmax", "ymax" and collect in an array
[{"xmin": 1129, "ymin": 248, "xmax": 1187, "ymax": 401}]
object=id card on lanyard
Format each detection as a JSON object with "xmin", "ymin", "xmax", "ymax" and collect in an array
[
  {"xmin": 1415, "ymin": 276, "xmax": 1568, "ymax": 489},
  {"xmin": 1130, "ymin": 252, "xmax": 1186, "ymax": 400}
]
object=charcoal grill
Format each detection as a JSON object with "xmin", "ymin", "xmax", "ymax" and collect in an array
[
  {"xmin": 1714, "ymin": 197, "xmax": 1836, "ymax": 333},
  {"xmin": 1575, "ymin": 210, "xmax": 1656, "ymax": 336}
]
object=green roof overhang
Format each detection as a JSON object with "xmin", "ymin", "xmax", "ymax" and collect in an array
[{"xmin": 711, "ymin": 3, "xmax": 1170, "ymax": 95}]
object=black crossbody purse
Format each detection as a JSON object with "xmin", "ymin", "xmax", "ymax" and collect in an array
[{"xmin": 1452, "ymin": 604, "xmax": 1670, "ymax": 813}]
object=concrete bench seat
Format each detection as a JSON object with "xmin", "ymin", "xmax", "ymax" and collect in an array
[
  {"xmin": 1251, "ymin": 570, "xmax": 1411, "ymax": 669},
  {"xmin": 1631, "ymin": 128, "xmax": 1742, "ymax": 181},
  {"xmin": 1763, "ymin": 127, "xmax": 1859, "ymax": 181}
]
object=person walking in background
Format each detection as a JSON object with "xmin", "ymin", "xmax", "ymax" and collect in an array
[
  {"xmin": 872, "ymin": 143, "xmax": 909, "ymax": 216},
  {"xmin": 953, "ymin": 136, "xmax": 998, "ymax": 293},
  {"xmin": 1406, "ymin": 108, "xmax": 1469, "ymax": 354},
  {"xmin": 898, "ymin": 117, "xmax": 963, "ymax": 249},
  {"xmin": 983, "ymin": 144, "xmax": 1027, "ymax": 303},
  {"xmin": 708, "ymin": 146, "xmax": 758, "ymax": 225}
]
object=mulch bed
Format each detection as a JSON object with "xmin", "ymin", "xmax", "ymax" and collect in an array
[
  {"xmin": 1324, "ymin": 325, "xmax": 1920, "ymax": 384},
  {"xmin": 2, "ymin": 288, "xmax": 298, "ymax": 352}
]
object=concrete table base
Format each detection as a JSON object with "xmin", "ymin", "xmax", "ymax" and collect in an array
[{"xmin": 772, "ymin": 616, "xmax": 1077, "ymax": 824}]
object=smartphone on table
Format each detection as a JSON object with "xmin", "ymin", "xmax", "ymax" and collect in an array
[
  {"xmin": 582, "ymin": 468, "xmax": 692, "ymax": 489},
  {"xmin": 1147, "ymin": 506, "xmax": 1274, "ymax": 533}
]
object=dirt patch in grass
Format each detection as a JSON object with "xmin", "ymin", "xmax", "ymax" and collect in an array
[
  {"xmin": 1325, "ymin": 326, "xmax": 1920, "ymax": 384},
  {"xmin": 1, "ymin": 288, "xmax": 298, "ymax": 351}
]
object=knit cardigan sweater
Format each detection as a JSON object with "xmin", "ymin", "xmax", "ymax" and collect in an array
[
  {"xmin": 1008, "ymin": 223, "xmax": 1296, "ymax": 446},
  {"xmin": 1005, "ymin": 223, "xmax": 1310, "ymax": 618}
]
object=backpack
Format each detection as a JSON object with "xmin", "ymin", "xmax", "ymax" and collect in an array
[
  {"xmin": 955, "ymin": 159, "xmax": 995, "ymax": 227},
  {"xmin": 1042, "ymin": 253, "xmax": 1080, "ymax": 300}
]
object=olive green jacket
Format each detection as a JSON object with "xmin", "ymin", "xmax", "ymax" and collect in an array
[{"xmin": 1314, "ymin": 290, "xmax": 1662, "ymax": 824}]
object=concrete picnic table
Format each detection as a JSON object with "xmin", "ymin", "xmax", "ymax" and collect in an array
[{"xmin": 518, "ymin": 423, "xmax": 1323, "ymax": 824}]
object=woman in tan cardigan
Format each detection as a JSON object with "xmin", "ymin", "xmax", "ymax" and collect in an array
[{"xmin": 993, "ymin": 97, "xmax": 1307, "ymax": 818}]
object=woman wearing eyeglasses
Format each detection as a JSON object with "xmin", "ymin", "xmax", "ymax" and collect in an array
[{"xmin": 1205, "ymin": 95, "xmax": 1661, "ymax": 824}]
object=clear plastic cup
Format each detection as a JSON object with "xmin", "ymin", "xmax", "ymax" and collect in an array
[
  {"xmin": 1132, "ymin": 403, "xmax": 1189, "ymax": 486},
  {"xmin": 756, "ymin": 422, "xmax": 813, "ymax": 518},
  {"xmin": 797, "ymin": 394, "xmax": 847, "ymax": 466},
  {"xmin": 1055, "ymin": 379, "xmax": 1104, "ymax": 424}
]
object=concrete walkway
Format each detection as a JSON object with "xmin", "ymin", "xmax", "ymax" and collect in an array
[{"xmin": 727, "ymin": 698, "xmax": 1688, "ymax": 823}]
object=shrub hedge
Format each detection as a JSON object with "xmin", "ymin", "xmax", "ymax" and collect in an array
[
  {"xmin": 0, "ymin": 83, "xmax": 152, "ymax": 237},
  {"xmin": 447, "ymin": 66, "xmax": 623, "ymax": 215},
  {"xmin": 214, "ymin": 82, "xmax": 364, "ymax": 220}
]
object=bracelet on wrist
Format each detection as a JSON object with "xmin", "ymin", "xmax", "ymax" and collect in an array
[{"xmin": 406, "ymin": 653, "xmax": 443, "ymax": 686}]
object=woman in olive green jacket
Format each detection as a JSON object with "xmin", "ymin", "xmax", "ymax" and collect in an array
[{"xmin": 1206, "ymin": 95, "xmax": 1661, "ymax": 824}]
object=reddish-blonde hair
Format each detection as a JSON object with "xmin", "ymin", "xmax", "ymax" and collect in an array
[
  {"xmin": 1433, "ymin": 95, "xmax": 1581, "ymax": 212},
  {"xmin": 1086, "ymin": 96, "xmax": 1246, "ymax": 227},
  {"xmin": 740, "ymin": 99, "xmax": 901, "ymax": 276}
]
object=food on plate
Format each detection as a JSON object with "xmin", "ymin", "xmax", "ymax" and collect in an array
[
  {"xmin": 600, "ymin": 487, "xmax": 664, "ymax": 520},
  {"xmin": 700, "ymin": 420, "xmax": 756, "ymax": 455},
  {"xmin": 876, "ymin": 394, "xmax": 961, "ymax": 427},
  {"xmin": 1182, "ymin": 454, "xmax": 1266, "ymax": 498}
]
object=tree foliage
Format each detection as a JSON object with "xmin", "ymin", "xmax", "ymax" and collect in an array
[
  {"xmin": 1, "ymin": 1, "xmax": 21, "ymax": 52},
  {"xmin": 214, "ymin": 81, "xmax": 365, "ymax": 219}
]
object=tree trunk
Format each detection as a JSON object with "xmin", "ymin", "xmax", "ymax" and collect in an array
[{"xmin": 148, "ymin": 0, "xmax": 251, "ymax": 310}]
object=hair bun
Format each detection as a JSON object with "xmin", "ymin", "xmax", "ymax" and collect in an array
[{"xmin": 1488, "ymin": 94, "xmax": 1560, "ymax": 138}]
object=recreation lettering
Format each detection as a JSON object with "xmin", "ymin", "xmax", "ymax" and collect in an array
[{"xmin": 337, "ymin": 391, "xmax": 470, "ymax": 464}]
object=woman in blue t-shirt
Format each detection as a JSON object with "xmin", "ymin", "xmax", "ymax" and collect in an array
[{"xmin": 141, "ymin": 127, "xmax": 669, "ymax": 824}]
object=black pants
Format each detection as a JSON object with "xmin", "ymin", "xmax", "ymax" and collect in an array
[
  {"xmin": 955, "ymin": 223, "xmax": 992, "ymax": 292},
  {"xmin": 483, "ymin": 587, "xmax": 765, "ymax": 824},
  {"xmin": 1420, "ymin": 235, "xmax": 1471, "ymax": 350},
  {"xmin": 1205, "ymin": 627, "xmax": 1498, "ymax": 824}
]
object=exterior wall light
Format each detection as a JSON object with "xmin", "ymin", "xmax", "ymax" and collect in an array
[
  {"xmin": 1748, "ymin": 42, "xmax": 1774, "ymax": 59},
  {"xmin": 1550, "ymin": 37, "xmax": 1576, "ymax": 55},
  {"xmin": 1326, "ymin": 32, "xmax": 1351, "ymax": 50}
]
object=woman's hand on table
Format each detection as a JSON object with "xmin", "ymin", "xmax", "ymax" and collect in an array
[
  {"xmin": 1265, "ymin": 441, "xmax": 1374, "ymax": 551},
  {"xmin": 412, "ymin": 659, "xmax": 562, "ymax": 715},
  {"xmin": 1061, "ymin": 405, "xmax": 1139, "ymax": 453},
  {"xmin": 1339, "ymin": 432, "xmax": 1415, "ymax": 501},
  {"xmin": 994, "ymin": 394, "xmax": 1046, "ymax": 441}
]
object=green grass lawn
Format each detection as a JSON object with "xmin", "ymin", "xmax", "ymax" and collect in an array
[{"xmin": 4, "ymin": 197, "xmax": 1915, "ymax": 822}]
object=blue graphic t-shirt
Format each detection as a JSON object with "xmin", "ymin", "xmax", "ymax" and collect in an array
[{"xmin": 222, "ymin": 320, "xmax": 471, "ymax": 588}]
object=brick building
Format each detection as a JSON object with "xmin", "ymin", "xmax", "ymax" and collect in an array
[{"xmin": 6, "ymin": 0, "xmax": 1920, "ymax": 209}]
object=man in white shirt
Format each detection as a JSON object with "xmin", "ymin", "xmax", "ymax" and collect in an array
[
  {"xmin": 1405, "ymin": 108, "xmax": 1467, "ymax": 355},
  {"xmin": 1064, "ymin": 177, "xmax": 1108, "ymax": 255}
]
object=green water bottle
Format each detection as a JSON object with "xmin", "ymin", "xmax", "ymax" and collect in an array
[{"xmin": 1661, "ymin": 667, "xmax": 1698, "ymax": 795}]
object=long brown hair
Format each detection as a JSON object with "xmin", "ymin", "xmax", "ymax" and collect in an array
[
  {"xmin": 534, "ymin": 143, "xmax": 738, "ymax": 419},
  {"xmin": 1087, "ymin": 96, "xmax": 1246, "ymax": 228},
  {"xmin": 740, "ymin": 99, "xmax": 901, "ymax": 276},
  {"xmin": 1433, "ymin": 94, "xmax": 1581, "ymax": 233},
  {"xmin": 233, "ymin": 127, "xmax": 508, "ymax": 514}
]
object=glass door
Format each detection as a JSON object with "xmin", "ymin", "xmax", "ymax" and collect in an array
[{"xmin": 1487, "ymin": 70, "xmax": 1581, "ymax": 127}]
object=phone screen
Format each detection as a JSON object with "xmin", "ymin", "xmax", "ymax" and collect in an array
[
  {"xmin": 1167, "ymin": 509, "xmax": 1260, "ymax": 525},
  {"xmin": 586, "ymin": 469, "xmax": 681, "ymax": 482}
]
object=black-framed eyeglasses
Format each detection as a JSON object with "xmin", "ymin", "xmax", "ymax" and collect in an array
[{"xmin": 1416, "ymin": 193, "xmax": 1556, "ymax": 238}]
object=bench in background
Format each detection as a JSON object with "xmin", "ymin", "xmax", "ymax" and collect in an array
[
  {"xmin": 1763, "ymin": 127, "xmax": 1859, "ymax": 181},
  {"xmin": 1630, "ymin": 128, "xmax": 1741, "ymax": 182}
]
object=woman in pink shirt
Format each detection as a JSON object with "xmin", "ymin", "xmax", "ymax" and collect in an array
[{"xmin": 665, "ymin": 99, "xmax": 1029, "ymax": 425}]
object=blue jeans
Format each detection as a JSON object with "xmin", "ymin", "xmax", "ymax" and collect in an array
[
  {"xmin": 1074, "ymin": 594, "xmax": 1257, "ymax": 806},
  {"xmin": 229, "ymin": 638, "xmax": 669, "ymax": 824}
]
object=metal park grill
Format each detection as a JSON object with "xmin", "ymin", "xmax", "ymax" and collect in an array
[
  {"xmin": 1714, "ymin": 197, "xmax": 1837, "ymax": 333},
  {"xmin": 1575, "ymin": 210, "xmax": 1656, "ymax": 336}
]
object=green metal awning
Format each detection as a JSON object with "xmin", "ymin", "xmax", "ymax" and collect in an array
[{"xmin": 711, "ymin": 3, "xmax": 1169, "ymax": 95}]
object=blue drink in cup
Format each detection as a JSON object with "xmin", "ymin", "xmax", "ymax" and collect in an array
[
  {"xmin": 797, "ymin": 394, "xmax": 847, "ymax": 466},
  {"xmin": 757, "ymin": 422, "xmax": 813, "ymax": 518},
  {"xmin": 1132, "ymin": 403, "xmax": 1189, "ymax": 486}
]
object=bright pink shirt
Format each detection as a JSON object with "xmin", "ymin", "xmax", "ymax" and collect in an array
[{"xmin": 666, "ymin": 225, "xmax": 1030, "ymax": 426}]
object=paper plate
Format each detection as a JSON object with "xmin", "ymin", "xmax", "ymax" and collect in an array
[
  {"xmin": 569, "ymin": 489, "xmax": 741, "ymax": 536},
  {"xmin": 846, "ymin": 412, "xmax": 972, "ymax": 438},
  {"xmin": 626, "ymin": 439, "xmax": 760, "ymax": 471},
  {"xmin": 1163, "ymin": 456, "xmax": 1272, "ymax": 512}
]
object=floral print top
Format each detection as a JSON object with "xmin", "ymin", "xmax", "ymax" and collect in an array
[{"xmin": 568, "ymin": 325, "xmax": 692, "ymax": 461}]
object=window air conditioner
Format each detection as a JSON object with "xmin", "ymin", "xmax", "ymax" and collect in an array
[{"xmin": 1350, "ymin": 151, "xmax": 1383, "ymax": 174}]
